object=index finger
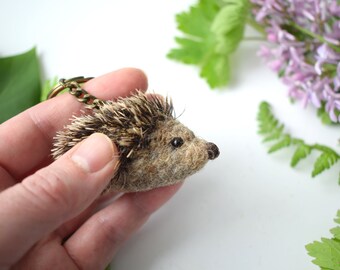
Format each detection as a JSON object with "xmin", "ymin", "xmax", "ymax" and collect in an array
[{"xmin": 0, "ymin": 68, "xmax": 148, "ymax": 182}]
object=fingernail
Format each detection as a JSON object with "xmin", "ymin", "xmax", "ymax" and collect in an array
[{"xmin": 71, "ymin": 133, "xmax": 116, "ymax": 173}]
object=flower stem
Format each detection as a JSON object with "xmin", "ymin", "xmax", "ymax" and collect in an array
[
  {"xmin": 291, "ymin": 22, "xmax": 340, "ymax": 52},
  {"xmin": 312, "ymin": 144, "xmax": 340, "ymax": 158},
  {"xmin": 290, "ymin": 139, "xmax": 340, "ymax": 158},
  {"xmin": 246, "ymin": 17, "xmax": 266, "ymax": 36}
]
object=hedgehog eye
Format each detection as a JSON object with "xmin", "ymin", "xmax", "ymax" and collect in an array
[{"xmin": 170, "ymin": 137, "xmax": 184, "ymax": 148}]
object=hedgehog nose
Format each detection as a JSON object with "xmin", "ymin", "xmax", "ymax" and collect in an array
[{"xmin": 207, "ymin": 142, "xmax": 220, "ymax": 160}]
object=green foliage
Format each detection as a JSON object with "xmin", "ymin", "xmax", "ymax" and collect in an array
[
  {"xmin": 312, "ymin": 150, "xmax": 340, "ymax": 177},
  {"xmin": 0, "ymin": 47, "xmax": 42, "ymax": 123},
  {"xmin": 41, "ymin": 76, "xmax": 59, "ymax": 102},
  {"xmin": 211, "ymin": 0, "xmax": 248, "ymax": 55},
  {"xmin": 317, "ymin": 103, "xmax": 333, "ymax": 125},
  {"xmin": 257, "ymin": 101, "xmax": 340, "ymax": 179},
  {"xmin": 291, "ymin": 144, "xmax": 311, "ymax": 167},
  {"xmin": 306, "ymin": 210, "xmax": 340, "ymax": 269},
  {"xmin": 167, "ymin": 0, "xmax": 249, "ymax": 88}
]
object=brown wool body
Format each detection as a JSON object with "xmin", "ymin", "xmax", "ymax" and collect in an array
[{"xmin": 52, "ymin": 91, "xmax": 219, "ymax": 192}]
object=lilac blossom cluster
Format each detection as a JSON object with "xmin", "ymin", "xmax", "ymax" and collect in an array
[{"xmin": 250, "ymin": 0, "xmax": 340, "ymax": 122}]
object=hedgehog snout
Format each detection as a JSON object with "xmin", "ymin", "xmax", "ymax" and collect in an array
[{"xmin": 207, "ymin": 142, "xmax": 219, "ymax": 160}]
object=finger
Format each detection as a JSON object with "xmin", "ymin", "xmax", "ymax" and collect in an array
[
  {"xmin": 56, "ymin": 191, "xmax": 121, "ymax": 240},
  {"xmin": 12, "ymin": 234, "xmax": 79, "ymax": 270},
  {"xmin": 0, "ymin": 68, "xmax": 148, "ymax": 182},
  {"xmin": 0, "ymin": 133, "xmax": 119, "ymax": 267},
  {"xmin": 13, "ymin": 192, "xmax": 122, "ymax": 270},
  {"xmin": 0, "ymin": 167, "xmax": 15, "ymax": 190},
  {"xmin": 64, "ymin": 183, "xmax": 183, "ymax": 270}
]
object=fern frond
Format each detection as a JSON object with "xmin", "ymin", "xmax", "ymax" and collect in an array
[
  {"xmin": 268, "ymin": 135, "xmax": 291, "ymax": 153},
  {"xmin": 291, "ymin": 144, "xmax": 312, "ymax": 167},
  {"xmin": 257, "ymin": 102, "xmax": 283, "ymax": 135},
  {"xmin": 312, "ymin": 152, "xmax": 339, "ymax": 177},
  {"xmin": 257, "ymin": 101, "xmax": 340, "ymax": 182},
  {"xmin": 262, "ymin": 124, "xmax": 284, "ymax": 142}
]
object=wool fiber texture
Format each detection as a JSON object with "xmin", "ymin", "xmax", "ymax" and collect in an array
[{"xmin": 52, "ymin": 91, "xmax": 219, "ymax": 192}]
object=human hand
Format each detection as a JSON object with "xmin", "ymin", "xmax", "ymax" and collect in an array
[{"xmin": 0, "ymin": 68, "xmax": 182, "ymax": 270}]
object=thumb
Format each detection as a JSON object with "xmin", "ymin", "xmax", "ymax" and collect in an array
[{"xmin": 0, "ymin": 133, "xmax": 119, "ymax": 267}]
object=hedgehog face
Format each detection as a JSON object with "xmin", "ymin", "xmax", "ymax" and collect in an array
[{"xmin": 114, "ymin": 119, "xmax": 219, "ymax": 192}]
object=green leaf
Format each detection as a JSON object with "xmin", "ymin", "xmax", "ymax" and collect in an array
[
  {"xmin": 175, "ymin": 0, "xmax": 218, "ymax": 38},
  {"xmin": 290, "ymin": 144, "xmax": 312, "ymax": 167},
  {"xmin": 317, "ymin": 104, "xmax": 333, "ymax": 125},
  {"xmin": 306, "ymin": 239, "xmax": 340, "ymax": 269},
  {"xmin": 330, "ymin": 227, "xmax": 340, "ymax": 242},
  {"xmin": 334, "ymin": 210, "xmax": 340, "ymax": 226},
  {"xmin": 268, "ymin": 135, "xmax": 291, "ymax": 153},
  {"xmin": 200, "ymin": 52, "xmax": 230, "ymax": 88},
  {"xmin": 211, "ymin": 0, "xmax": 248, "ymax": 54},
  {"xmin": 258, "ymin": 118, "xmax": 279, "ymax": 134},
  {"xmin": 261, "ymin": 124, "xmax": 284, "ymax": 142},
  {"xmin": 257, "ymin": 101, "xmax": 340, "ymax": 181},
  {"xmin": 0, "ymin": 47, "xmax": 42, "ymax": 123},
  {"xmin": 168, "ymin": 0, "xmax": 249, "ymax": 88},
  {"xmin": 167, "ymin": 37, "xmax": 207, "ymax": 64},
  {"xmin": 312, "ymin": 152, "xmax": 339, "ymax": 177},
  {"xmin": 41, "ymin": 76, "xmax": 59, "ymax": 102},
  {"xmin": 306, "ymin": 211, "xmax": 340, "ymax": 270},
  {"xmin": 257, "ymin": 102, "xmax": 283, "ymax": 136}
]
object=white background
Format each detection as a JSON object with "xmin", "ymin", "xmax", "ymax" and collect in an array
[{"xmin": 2, "ymin": 0, "xmax": 340, "ymax": 269}]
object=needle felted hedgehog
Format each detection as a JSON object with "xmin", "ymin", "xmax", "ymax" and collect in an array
[{"xmin": 52, "ymin": 91, "xmax": 219, "ymax": 192}]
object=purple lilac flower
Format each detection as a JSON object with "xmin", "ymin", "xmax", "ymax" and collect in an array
[{"xmin": 250, "ymin": 0, "xmax": 340, "ymax": 122}]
